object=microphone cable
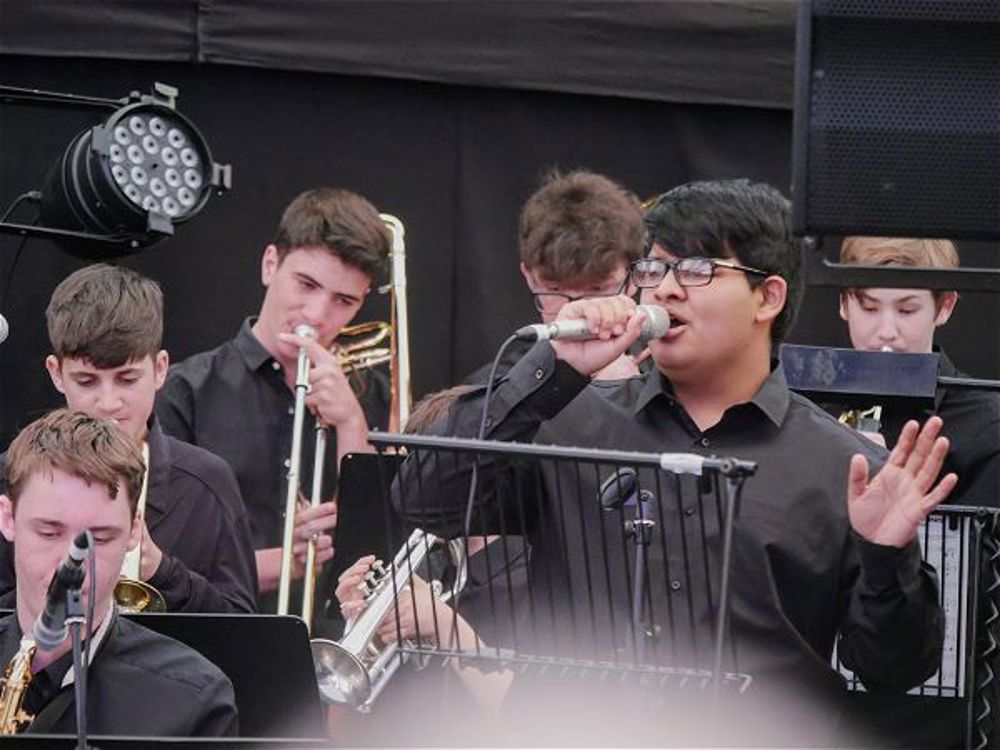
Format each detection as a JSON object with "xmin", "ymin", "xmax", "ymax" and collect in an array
[{"xmin": 452, "ymin": 334, "xmax": 520, "ymax": 626}]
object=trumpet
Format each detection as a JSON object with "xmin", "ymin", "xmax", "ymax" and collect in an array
[
  {"xmin": 312, "ymin": 529, "xmax": 467, "ymax": 710},
  {"xmin": 838, "ymin": 405, "xmax": 883, "ymax": 432}
]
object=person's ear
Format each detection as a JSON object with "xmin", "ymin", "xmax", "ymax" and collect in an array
[
  {"xmin": 127, "ymin": 516, "xmax": 142, "ymax": 552},
  {"xmin": 261, "ymin": 245, "xmax": 280, "ymax": 286},
  {"xmin": 0, "ymin": 496, "xmax": 15, "ymax": 543},
  {"xmin": 934, "ymin": 292, "xmax": 958, "ymax": 327},
  {"xmin": 838, "ymin": 293, "xmax": 850, "ymax": 322},
  {"xmin": 152, "ymin": 350, "xmax": 169, "ymax": 390},
  {"xmin": 754, "ymin": 276, "xmax": 788, "ymax": 326},
  {"xmin": 45, "ymin": 355, "xmax": 66, "ymax": 395},
  {"xmin": 519, "ymin": 262, "xmax": 534, "ymax": 289}
]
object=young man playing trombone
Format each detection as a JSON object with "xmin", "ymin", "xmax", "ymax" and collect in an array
[
  {"xmin": 0, "ymin": 264, "xmax": 258, "ymax": 614},
  {"xmin": 157, "ymin": 187, "xmax": 392, "ymax": 628}
]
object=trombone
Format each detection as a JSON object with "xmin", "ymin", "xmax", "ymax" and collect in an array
[{"xmin": 275, "ymin": 214, "xmax": 411, "ymax": 628}]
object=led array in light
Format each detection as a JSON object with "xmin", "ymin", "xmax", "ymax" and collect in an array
[{"xmin": 106, "ymin": 113, "xmax": 206, "ymax": 219}]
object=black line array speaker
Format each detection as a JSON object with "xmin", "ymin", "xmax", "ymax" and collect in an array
[{"xmin": 792, "ymin": 1, "xmax": 1000, "ymax": 240}]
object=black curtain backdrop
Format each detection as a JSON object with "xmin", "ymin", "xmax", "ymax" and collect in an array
[
  {"xmin": 0, "ymin": 15, "xmax": 997, "ymax": 445},
  {"xmin": 0, "ymin": 1, "xmax": 799, "ymax": 109}
]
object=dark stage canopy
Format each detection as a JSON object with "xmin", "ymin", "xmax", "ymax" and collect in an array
[{"xmin": 0, "ymin": 0, "xmax": 798, "ymax": 109}]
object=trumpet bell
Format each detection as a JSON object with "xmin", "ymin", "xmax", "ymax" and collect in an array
[
  {"xmin": 114, "ymin": 577, "xmax": 166, "ymax": 613},
  {"xmin": 311, "ymin": 638, "xmax": 371, "ymax": 708}
]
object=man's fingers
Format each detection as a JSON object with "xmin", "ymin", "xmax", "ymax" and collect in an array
[
  {"xmin": 922, "ymin": 472, "xmax": 958, "ymax": 513},
  {"xmin": 846, "ymin": 454, "xmax": 870, "ymax": 504},
  {"xmin": 902, "ymin": 417, "xmax": 943, "ymax": 477},
  {"xmin": 911, "ymin": 434, "xmax": 950, "ymax": 495},
  {"xmin": 885, "ymin": 419, "xmax": 919, "ymax": 468}
]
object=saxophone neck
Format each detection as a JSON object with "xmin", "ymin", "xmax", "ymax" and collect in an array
[{"xmin": 0, "ymin": 635, "xmax": 38, "ymax": 734}]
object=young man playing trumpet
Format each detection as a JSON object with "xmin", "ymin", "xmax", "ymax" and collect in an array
[
  {"xmin": 836, "ymin": 236, "xmax": 999, "ymax": 508},
  {"xmin": 0, "ymin": 264, "xmax": 258, "ymax": 613},
  {"xmin": 156, "ymin": 187, "xmax": 392, "ymax": 628},
  {"xmin": 0, "ymin": 410, "xmax": 238, "ymax": 735}
]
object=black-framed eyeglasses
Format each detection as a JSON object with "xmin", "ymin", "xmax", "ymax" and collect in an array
[
  {"xmin": 529, "ymin": 276, "xmax": 629, "ymax": 314},
  {"xmin": 629, "ymin": 257, "xmax": 770, "ymax": 288}
]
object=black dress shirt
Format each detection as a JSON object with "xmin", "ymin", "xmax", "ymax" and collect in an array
[
  {"xmin": 0, "ymin": 611, "xmax": 238, "ymax": 736},
  {"xmin": 0, "ymin": 420, "xmax": 259, "ymax": 614},
  {"xmin": 395, "ymin": 342, "xmax": 944, "ymax": 704},
  {"xmin": 155, "ymin": 319, "xmax": 390, "ymax": 621}
]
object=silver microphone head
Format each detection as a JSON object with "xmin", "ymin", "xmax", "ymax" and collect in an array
[
  {"xmin": 293, "ymin": 324, "xmax": 318, "ymax": 340},
  {"xmin": 638, "ymin": 305, "xmax": 670, "ymax": 341},
  {"xmin": 0, "ymin": 314, "xmax": 8, "ymax": 344}
]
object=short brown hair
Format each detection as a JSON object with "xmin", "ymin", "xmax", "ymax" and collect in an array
[
  {"xmin": 403, "ymin": 385, "xmax": 474, "ymax": 435},
  {"xmin": 46, "ymin": 264, "xmax": 163, "ymax": 368},
  {"xmin": 273, "ymin": 187, "xmax": 391, "ymax": 281},
  {"xmin": 840, "ymin": 236, "xmax": 959, "ymax": 307},
  {"xmin": 519, "ymin": 170, "xmax": 644, "ymax": 284},
  {"xmin": 4, "ymin": 409, "xmax": 145, "ymax": 517}
]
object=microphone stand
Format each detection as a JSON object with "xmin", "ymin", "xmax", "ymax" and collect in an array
[
  {"xmin": 624, "ymin": 494, "xmax": 655, "ymax": 665},
  {"xmin": 66, "ymin": 586, "xmax": 90, "ymax": 750}
]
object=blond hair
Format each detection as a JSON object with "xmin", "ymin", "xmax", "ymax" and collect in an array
[{"xmin": 840, "ymin": 236, "xmax": 959, "ymax": 308}]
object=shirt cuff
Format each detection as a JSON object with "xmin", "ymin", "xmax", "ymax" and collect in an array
[
  {"xmin": 147, "ymin": 553, "xmax": 176, "ymax": 591},
  {"xmin": 855, "ymin": 533, "xmax": 923, "ymax": 593},
  {"xmin": 507, "ymin": 342, "xmax": 590, "ymax": 420}
]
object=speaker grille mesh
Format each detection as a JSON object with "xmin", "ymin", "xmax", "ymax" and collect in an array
[{"xmin": 798, "ymin": 1, "xmax": 999, "ymax": 238}]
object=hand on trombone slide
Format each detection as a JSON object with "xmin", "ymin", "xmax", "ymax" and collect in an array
[
  {"xmin": 278, "ymin": 330, "xmax": 367, "ymax": 430},
  {"xmin": 290, "ymin": 497, "xmax": 337, "ymax": 578}
]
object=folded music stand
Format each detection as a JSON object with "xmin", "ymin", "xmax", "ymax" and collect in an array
[
  {"xmin": 332, "ymin": 452, "xmax": 408, "ymax": 585},
  {"xmin": 125, "ymin": 613, "xmax": 325, "ymax": 740}
]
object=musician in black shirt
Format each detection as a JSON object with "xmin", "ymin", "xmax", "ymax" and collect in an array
[
  {"xmin": 157, "ymin": 188, "xmax": 392, "ymax": 628},
  {"xmin": 0, "ymin": 264, "xmax": 257, "ymax": 613},
  {"xmin": 0, "ymin": 410, "xmax": 237, "ymax": 736},
  {"xmin": 837, "ymin": 236, "xmax": 999, "ymax": 508},
  {"xmin": 397, "ymin": 180, "xmax": 955, "ymax": 745}
]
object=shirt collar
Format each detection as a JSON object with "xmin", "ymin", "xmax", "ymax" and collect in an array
[
  {"xmin": 144, "ymin": 417, "xmax": 171, "ymax": 515},
  {"xmin": 233, "ymin": 317, "xmax": 275, "ymax": 372},
  {"xmin": 634, "ymin": 361, "xmax": 790, "ymax": 428},
  {"xmin": 60, "ymin": 604, "xmax": 117, "ymax": 689}
]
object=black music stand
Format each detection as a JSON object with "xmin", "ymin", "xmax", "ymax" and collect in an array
[
  {"xmin": 125, "ymin": 613, "xmax": 325, "ymax": 740},
  {"xmin": 330, "ymin": 452, "xmax": 407, "ymax": 591}
]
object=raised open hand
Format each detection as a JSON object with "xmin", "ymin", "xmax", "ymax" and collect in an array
[{"xmin": 847, "ymin": 416, "xmax": 958, "ymax": 548}]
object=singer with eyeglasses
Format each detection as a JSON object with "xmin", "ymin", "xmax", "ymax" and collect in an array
[
  {"xmin": 0, "ymin": 410, "xmax": 237, "ymax": 736},
  {"xmin": 395, "ymin": 179, "xmax": 955, "ymax": 746}
]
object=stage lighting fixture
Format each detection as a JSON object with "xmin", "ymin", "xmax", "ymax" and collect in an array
[{"xmin": 0, "ymin": 82, "xmax": 231, "ymax": 256}]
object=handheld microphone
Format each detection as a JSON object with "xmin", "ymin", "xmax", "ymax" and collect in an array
[
  {"xmin": 33, "ymin": 531, "xmax": 90, "ymax": 652},
  {"xmin": 0, "ymin": 314, "xmax": 8, "ymax": 344},
  {"xmin": 515, "ymin": 305, "xmax": 670, "ymax": 343}
]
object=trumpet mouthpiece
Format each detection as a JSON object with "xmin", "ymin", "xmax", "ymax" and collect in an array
[{"xmin": 294, "ymin": 324, "xmax": 318, "ymax": 340}]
